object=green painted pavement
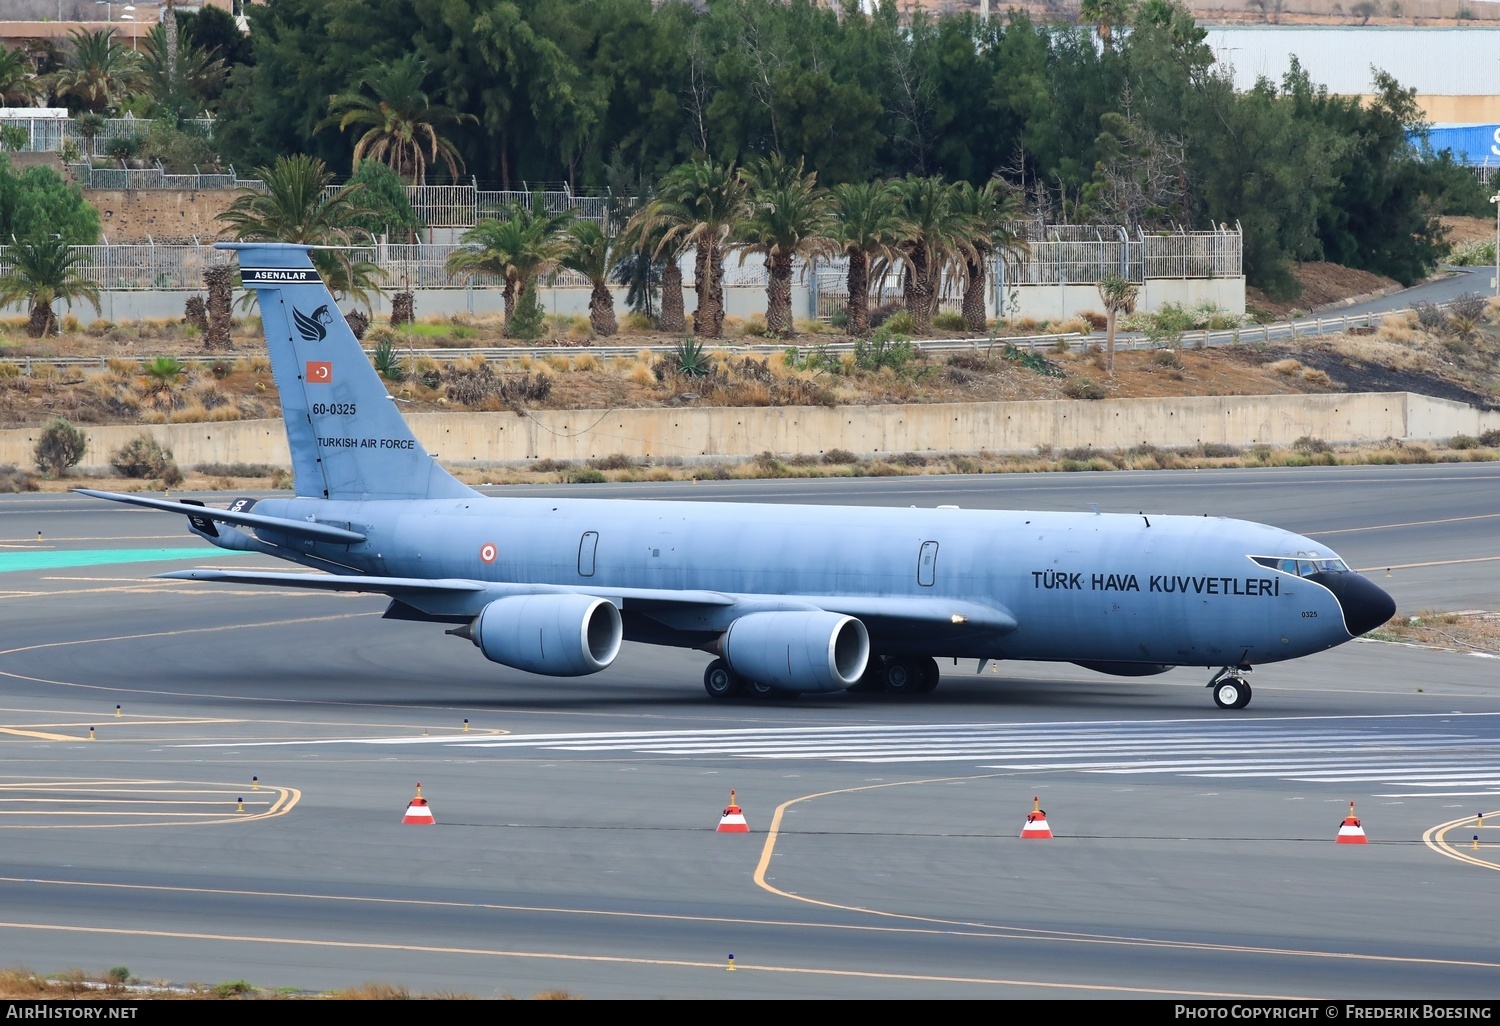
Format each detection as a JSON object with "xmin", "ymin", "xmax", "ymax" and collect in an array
[{"xmin": 0, "ymin": 548, "xmax": 247, "ymax": 574}]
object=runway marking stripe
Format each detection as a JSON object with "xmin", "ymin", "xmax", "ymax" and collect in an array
[{"xmin": 0, "ymin": 728, "xmax": 77, "ymax": 741}]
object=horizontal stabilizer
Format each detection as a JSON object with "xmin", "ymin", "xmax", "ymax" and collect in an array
[{"xmin": 74, "ymin": 489, "xmax": 367, "ymax": 545}]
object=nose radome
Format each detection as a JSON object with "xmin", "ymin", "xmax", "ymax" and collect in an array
[{"xmin": 1311, "ymin": 572, "xmax": 1397, "ymax": 637}]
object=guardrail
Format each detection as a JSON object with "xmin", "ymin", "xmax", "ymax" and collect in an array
[{"xmin": 0, "ymin": 307, "xmax": 1403, "ymax": 377}]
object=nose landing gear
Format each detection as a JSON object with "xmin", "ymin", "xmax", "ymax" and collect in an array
[{"xmin": 1208, "ymin": 667, "xmax": 1253, "ymax": 709}]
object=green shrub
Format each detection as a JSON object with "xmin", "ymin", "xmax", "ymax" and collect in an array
[
  {"xmin": 1062, "ymin": 376, "xmax": 1108, "ymax": 400},
  {"xmin": 568, "ymin": 468, "xmax": 607, "ymax": 484},
  {"xmin": 507, "ymin": 289, "xmax": 546, "ymax": 341},
  {"xmin": 852, "ymin": 325, "xmax": 915, "ymax": 372},
  {"xmin": 669, "ymin": 336, "xmax": 711, "ymax": 377},
  {"xmin": 111, "ymin": 433, "xmax": 176, "ymax": 478},
  {"xmin": 932, "ymin": 311, "xmax": 965, "ymax": 331},
  {"xmin": 372, "ymin": 338, "xmax": 406, "ymax": 381},
  {"xmin": 34, "ymin": 418, "xmax": 87, "ymax": 475},
  {"xmin": 881, "ymin": 311, "xmax": 917, "ymax": 335}
]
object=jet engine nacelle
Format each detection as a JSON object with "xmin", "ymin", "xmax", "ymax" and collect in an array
[
  {"xmin": 722, "ymin": 611, "xmax": 870, "ymax": 693},
  {"xmin": 469, "ymin": 594, "xmax": 623, "ymax": 676}
]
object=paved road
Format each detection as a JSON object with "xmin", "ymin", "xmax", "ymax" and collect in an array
[{"xmin": 0, "ymin": 469, "xmax": 1497, "ymax": 998}]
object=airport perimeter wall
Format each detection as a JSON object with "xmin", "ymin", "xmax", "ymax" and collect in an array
[{"xmin": 6, "ymin": 392, "xmax": 1498, "ymax": 473}]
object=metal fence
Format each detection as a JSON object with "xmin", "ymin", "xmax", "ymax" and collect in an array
[
  {"xmin": 65, "ymin": 162, "xmax": 262, "ymax": 192},
  {"xmin": 322, "ymin": 181, "xmax": 622, "ymax": 229},
  {"xmin": 0, "ymin": 222, "xmax": 1243, "ymax": 296},
  {"xmin": 0, "ymin": 243, "xmax": 232, "ymax": 291},
  {"xmin": 0, "ymin": 115, "xmax": 216, "ymax": 156},
  {"xmin": 812, "ymin": 224, "xmax": 1243, "ymax": 317},
  {"xmin": 1003, "ymin": 225, "xmax": 1242, "ymax": 286}
]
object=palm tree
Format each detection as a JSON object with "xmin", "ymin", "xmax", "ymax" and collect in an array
[
  {"xmin": 951, "ymin": 177, "xmax": 1029, "ymax": 333},
  {"xmin": 445, "ymin": 200, "xmax": 574, "ymax": 337},
  {"xmin": 561, "ymin": 220, "xmax": 618, "ymax": 338},
  {"xmin": 140, "ymin": 23, "xmax": 225, "ymax": 117},
  {"xmin": 735, "ymin": 156, "xmax": 834, "ymax": 338},
  {"xmin": 218, "ymin": 154, "xmax": 382, "ymax": 307},
  {"xmin": 47, "ymin": 28, "xmax": 144, "ymax": 114},
  {"xmin": 650, "ymin": 159, "xmax": 751, "ymax": 339},
  {"xmin": 1081, "ymin": 0, "xmax": 1136, "ymax": 48},
  {"xmin": 0, "ymin": 45, "xmax": 41, "ymax": 107},
  {"xmin": 323, "ymin": 55, "xmax": 475, "ymax": 186},
  {"xmin": 830, "ymin": 180, "xmax": 904, "ymax": 337},
  {"xmin": 618, "ymin": 204, "xmax": 687, "ymax": 333},
  {"xmin": 0, "ymin": 235, "xmax": 102, "ymax": 338},
  {"xmin": 892, "ymin": 176, "xmax": 971, "ymax": 334},
  {"xmin": 1097, "ymin": 273, "xmax": 1140, "ymax": 377}
]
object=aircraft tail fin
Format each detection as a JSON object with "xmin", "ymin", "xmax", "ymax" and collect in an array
[{"xmin": 222, "ymin": 242, "xmax": 476, "ymax": 501}]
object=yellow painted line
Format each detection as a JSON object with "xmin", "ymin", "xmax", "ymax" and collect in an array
[
  {"xmin": 1316, "ymin": 512, "xmax": 1500, "ymax": 536},
  {"xmin": 0, "ymin": 728, "xmax": 78, "ymax": 741},
  {"xmin": 1358, "ymin": 555, "xmax": 1500, "ymax": 572},
  {"xmin": 752, "ymin": 775, "xmax": 1500, "ymax": 973},
  {"xmin": 1423, "ymin": 810, "xmax": 1500, "ymax": 870},
  {"xmin": 0, "ymin": 778, "xmax": 298, "ymax": 829},
  {"xmin": 0, "ymin": 920, "xmax": 1308, "ymax": 997},
  {"xmin": 0, "ymin": 798, "xmax": 269, "ymax": 805}
]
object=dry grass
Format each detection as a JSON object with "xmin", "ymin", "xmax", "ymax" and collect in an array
[
  {"xmin": 0, "ymin": 966, "xmax": 586, "ymax": 1000},
  {"xmin": 1368, "ymin": 610, "xmax": 1500, "ymax": 657}
]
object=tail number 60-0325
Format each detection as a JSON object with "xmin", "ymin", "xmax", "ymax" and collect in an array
[{"xmin": 312, "ymin": 403, "xmax": 356, "ymax": 416}]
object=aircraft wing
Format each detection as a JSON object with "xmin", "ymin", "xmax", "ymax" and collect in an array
[
  {"xmin": 75, "ymin": 489, "xmax": 367, "ymax": 545},
  {"xmin": 153, "ymin": 570, "xmax": 1015, "ymax": 633},
  {"xmin": 155, "ymin": 568, "xmax": 736, "ymax": 606}
]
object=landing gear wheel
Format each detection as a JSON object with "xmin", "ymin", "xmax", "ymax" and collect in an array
[
  {"xmin": 1213, "ymin": 678, "xmax": 1251, "ymax": 710},
  {"xmin": 748, "ymin": 679, "xmax": 799, "ymax": 701},
  {"xmin": 704, "ymin": 659, "xmax": 746, "ymax": 700},
  {"xmin": 916, "ymin": 656, "xmax": 941, "ymax": 694},
  {"xmin": 846, "ymin": 659, "xmax": 884, "ymax": 693},
  {"xmin": 883, "ymin": 657, "xmax": 919, "ymax": 695}
]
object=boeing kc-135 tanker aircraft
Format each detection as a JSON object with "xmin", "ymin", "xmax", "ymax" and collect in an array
[{"xmin": 80, "ymin": 243, "xmax": 1396, "ymax": 708}]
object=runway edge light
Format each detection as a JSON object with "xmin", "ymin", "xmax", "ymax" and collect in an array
[
  {"xmin": 403, "ymin": 782, "xmax": 435, "ymax": 825},
  {"xmin": 1336, "ymin": 800, "xmax": 1367, "ymax": 844},
  {"xmin": 1021, "ymin": 795, "xmax": 1053, "ymax": 839},
  {"xmin": 718, "ymin": 789, "xmax": 749, "ymax": 833}
]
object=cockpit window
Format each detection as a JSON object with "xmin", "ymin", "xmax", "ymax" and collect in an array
[{"xmin": 1252, "ymin": 555, "xmax": 1349, "ymax": 576}]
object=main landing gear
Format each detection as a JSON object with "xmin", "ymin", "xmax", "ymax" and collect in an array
[
  {"xmin": 702, "ymin": 659, "xmax": 799, "ymax": 701},
  {"xmin": 702, "ymin": 655, "xmax": 940, "ymax": 700},
  {"xmin": 848, "ymin": 655, "xmax": 941, "ymax": 696},
  {"xmin": 1208, "ymin": 667, "xmax": 1252, "ymax": 709}
]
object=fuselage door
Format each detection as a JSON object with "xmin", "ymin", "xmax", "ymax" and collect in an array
[
  {"xmin": 918, "ymin": 540, "xmax": 939, "ymax": 587},
  {"xmin": 578, "ymin": 531, "xmax": 599, "ymax": 577}
]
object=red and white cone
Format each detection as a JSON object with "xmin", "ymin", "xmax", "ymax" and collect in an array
[
  {"xmin": 717, "ymin": 789, "xmax": 749, "ymax": 833},
  {"xmin": 1020, "ymin": 795, "xmax": 1052, "ymax": 839},
  {"xmin": 403, "ymin": 782, "xmax": 435, "ymax": 826},
  {"xmin": 1336, "ymin": 801, "xmax": 1367, "ymax": 844}
]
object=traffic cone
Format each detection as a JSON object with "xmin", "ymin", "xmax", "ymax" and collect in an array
[
  {"xmin": 1336, "ymin": 801, "xmax": 1367, "ymax": 844},
  {"xmin": 1020, "ymin": 795, "xmax": 1052, "ymax": 839},
  {"xmin": 402, "ymin": 782, "xmax": 435, "ymax": 826},
  {"xmin": 717, "ymin": 789, "xmax": 749, "ymax": 833}
]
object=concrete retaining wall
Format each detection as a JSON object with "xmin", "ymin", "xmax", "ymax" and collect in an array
[
  {"xmin": 5, "ymin": 275, "xmax": 1245, "ymax": 326},
  {"xmin": 6, "ymin": 392, "xmax": 1496, "ymax": 473}
]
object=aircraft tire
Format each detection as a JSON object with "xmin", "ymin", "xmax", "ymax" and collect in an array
[
  {"xmin": 846, "ymin": 661, "xmax": 883, "ymax": 693},
  {"xmin": 882, "ymin": 658, "xmax": 919, "ymax": 695},
  {"xmin": 1212, "ymin": 679, "xmax": 1250, "ymax": 710},
  {"xmin": 748, "ymin": 679, "xmax": 800, "ymax": 701},
  {"xmin": 916, "ymin": 656, "xmax": 941, "ymax": 693},
  {"xmin": 704, "ymin": 659, "xmax": 746, "ymax": 700}
]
